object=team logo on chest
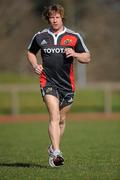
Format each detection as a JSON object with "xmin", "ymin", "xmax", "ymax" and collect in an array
[
  {"xmin": 64, "ymin": 39, "xmax": 72, "ymax": 45},
  {"xmin": 60, "ymin": 35, "xmax": 77, "ymax": 47}
]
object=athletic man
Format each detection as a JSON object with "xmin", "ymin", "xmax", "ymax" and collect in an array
[{"xmin": 27, "ymin": 4, "xmax": 91, "ymax": 167}]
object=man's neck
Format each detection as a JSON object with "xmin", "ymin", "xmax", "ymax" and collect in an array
[{"xmin": 50, "ymin": 26, "xmax": 64, "ymax": 35}]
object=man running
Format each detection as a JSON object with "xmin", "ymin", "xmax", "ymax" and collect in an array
[{"xmin": 27, "ymin": 4, "xmax": 91, "ymax": 167}]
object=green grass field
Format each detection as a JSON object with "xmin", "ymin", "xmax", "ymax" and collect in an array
[{"xmin": 0, "ymin": 120, "xmax": 120, "ymax": 180}]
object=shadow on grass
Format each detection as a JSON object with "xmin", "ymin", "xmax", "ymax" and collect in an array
[{"xmin": 0, "ymin": 162, "xmax": 48, "ymax": 169}]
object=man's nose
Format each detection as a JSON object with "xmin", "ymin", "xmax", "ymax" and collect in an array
[{"xmin": 53, "ymin": 18, "xmax": 57, "ymax": 22}]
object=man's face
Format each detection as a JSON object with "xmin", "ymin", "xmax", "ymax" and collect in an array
[{"xmin": 49, "ymin": 13, "xmax": 63, "ymax": 31}]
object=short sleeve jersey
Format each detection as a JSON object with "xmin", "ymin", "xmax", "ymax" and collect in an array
[{"xmin": 28, "ymin": 27, "xmax": 89, "ymax": 92}]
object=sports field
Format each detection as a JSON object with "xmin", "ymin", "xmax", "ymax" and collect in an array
[{"xmin": 0, "ymin": 119, "xmax": 120, "ymax": 180}]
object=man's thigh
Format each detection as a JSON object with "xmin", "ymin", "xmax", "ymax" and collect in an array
[
  {"xmin": 44, "ymin": 94, "xmax": 59, "ymax": 115},
  {"xmin": 60, "ymin": 104, "xmax": 72, "ymax": 117}
]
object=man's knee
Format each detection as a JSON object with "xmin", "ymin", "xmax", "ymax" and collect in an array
[
  {"xmin": 49, "ymin": 112, "xmax": 60, "ymax": 123},
  {"xmin": 60, "ymin": 114, "xmax": 66, "ymax": 125}
]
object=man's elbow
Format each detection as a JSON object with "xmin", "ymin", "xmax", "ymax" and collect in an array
[{"xmin": 85, "ymin": 53, "xmax": 91, "ymax": 64}]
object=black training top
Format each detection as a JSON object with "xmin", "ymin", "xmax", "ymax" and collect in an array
[{"xmin": 28, "ymin": 27, "xmax": 89, "ymax": 91}]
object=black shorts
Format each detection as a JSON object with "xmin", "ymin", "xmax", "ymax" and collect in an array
[{"xmin": 41, "ymin": 86, "xmax": 74, "ymax": 108}]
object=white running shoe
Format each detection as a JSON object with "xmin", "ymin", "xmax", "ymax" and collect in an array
[{"xmin": 48, "ymin": 145, "xmax": 64, "ymax": 167}]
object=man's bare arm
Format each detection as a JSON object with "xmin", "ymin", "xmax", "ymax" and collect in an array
[
  {"xmin": 27, "ymin": 51, "xmax": 43, "ymax": 75},
  {"xmin": 65, "ymin": 48, "xmax": 91, "ymax": 64}
]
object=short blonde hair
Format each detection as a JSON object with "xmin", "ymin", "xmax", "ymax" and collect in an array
[{"xmin": 43, "ymin": 4, "xmax": 65, "ymax": 21}]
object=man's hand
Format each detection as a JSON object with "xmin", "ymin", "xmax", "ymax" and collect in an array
[
  {"xmin": 65, "ymin": 48, "xmax": 91, "ymax": 64},
  {"xmin": 64, "ymin": 48, "xmax": 76, "ymax": 58},
  {"xmin": 33, "ymin": 64, "xmax": 43, "ymax": 75}
]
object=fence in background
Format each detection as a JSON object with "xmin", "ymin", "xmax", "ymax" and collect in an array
[{"xmin": 0, "ymin": 83, "xmax": 120, "ymax": 115}]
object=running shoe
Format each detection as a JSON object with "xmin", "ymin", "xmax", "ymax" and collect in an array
[{"xmin": 48, "ymin": 145, "xmax": 64, "ymax": 167}]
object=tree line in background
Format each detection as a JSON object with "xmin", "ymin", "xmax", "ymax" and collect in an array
[{"xmin": 0, "ymin": 0, "xmax": 120, "ymax": 82}]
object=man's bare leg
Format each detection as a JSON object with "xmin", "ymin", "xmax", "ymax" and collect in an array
[
  {"xmin": 59, "ymin": 104, "xmax": 72, "ymax": 137},
  {"xmin": 44, "ymin": 95, "xmax": 60, "ymax": 151}
]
